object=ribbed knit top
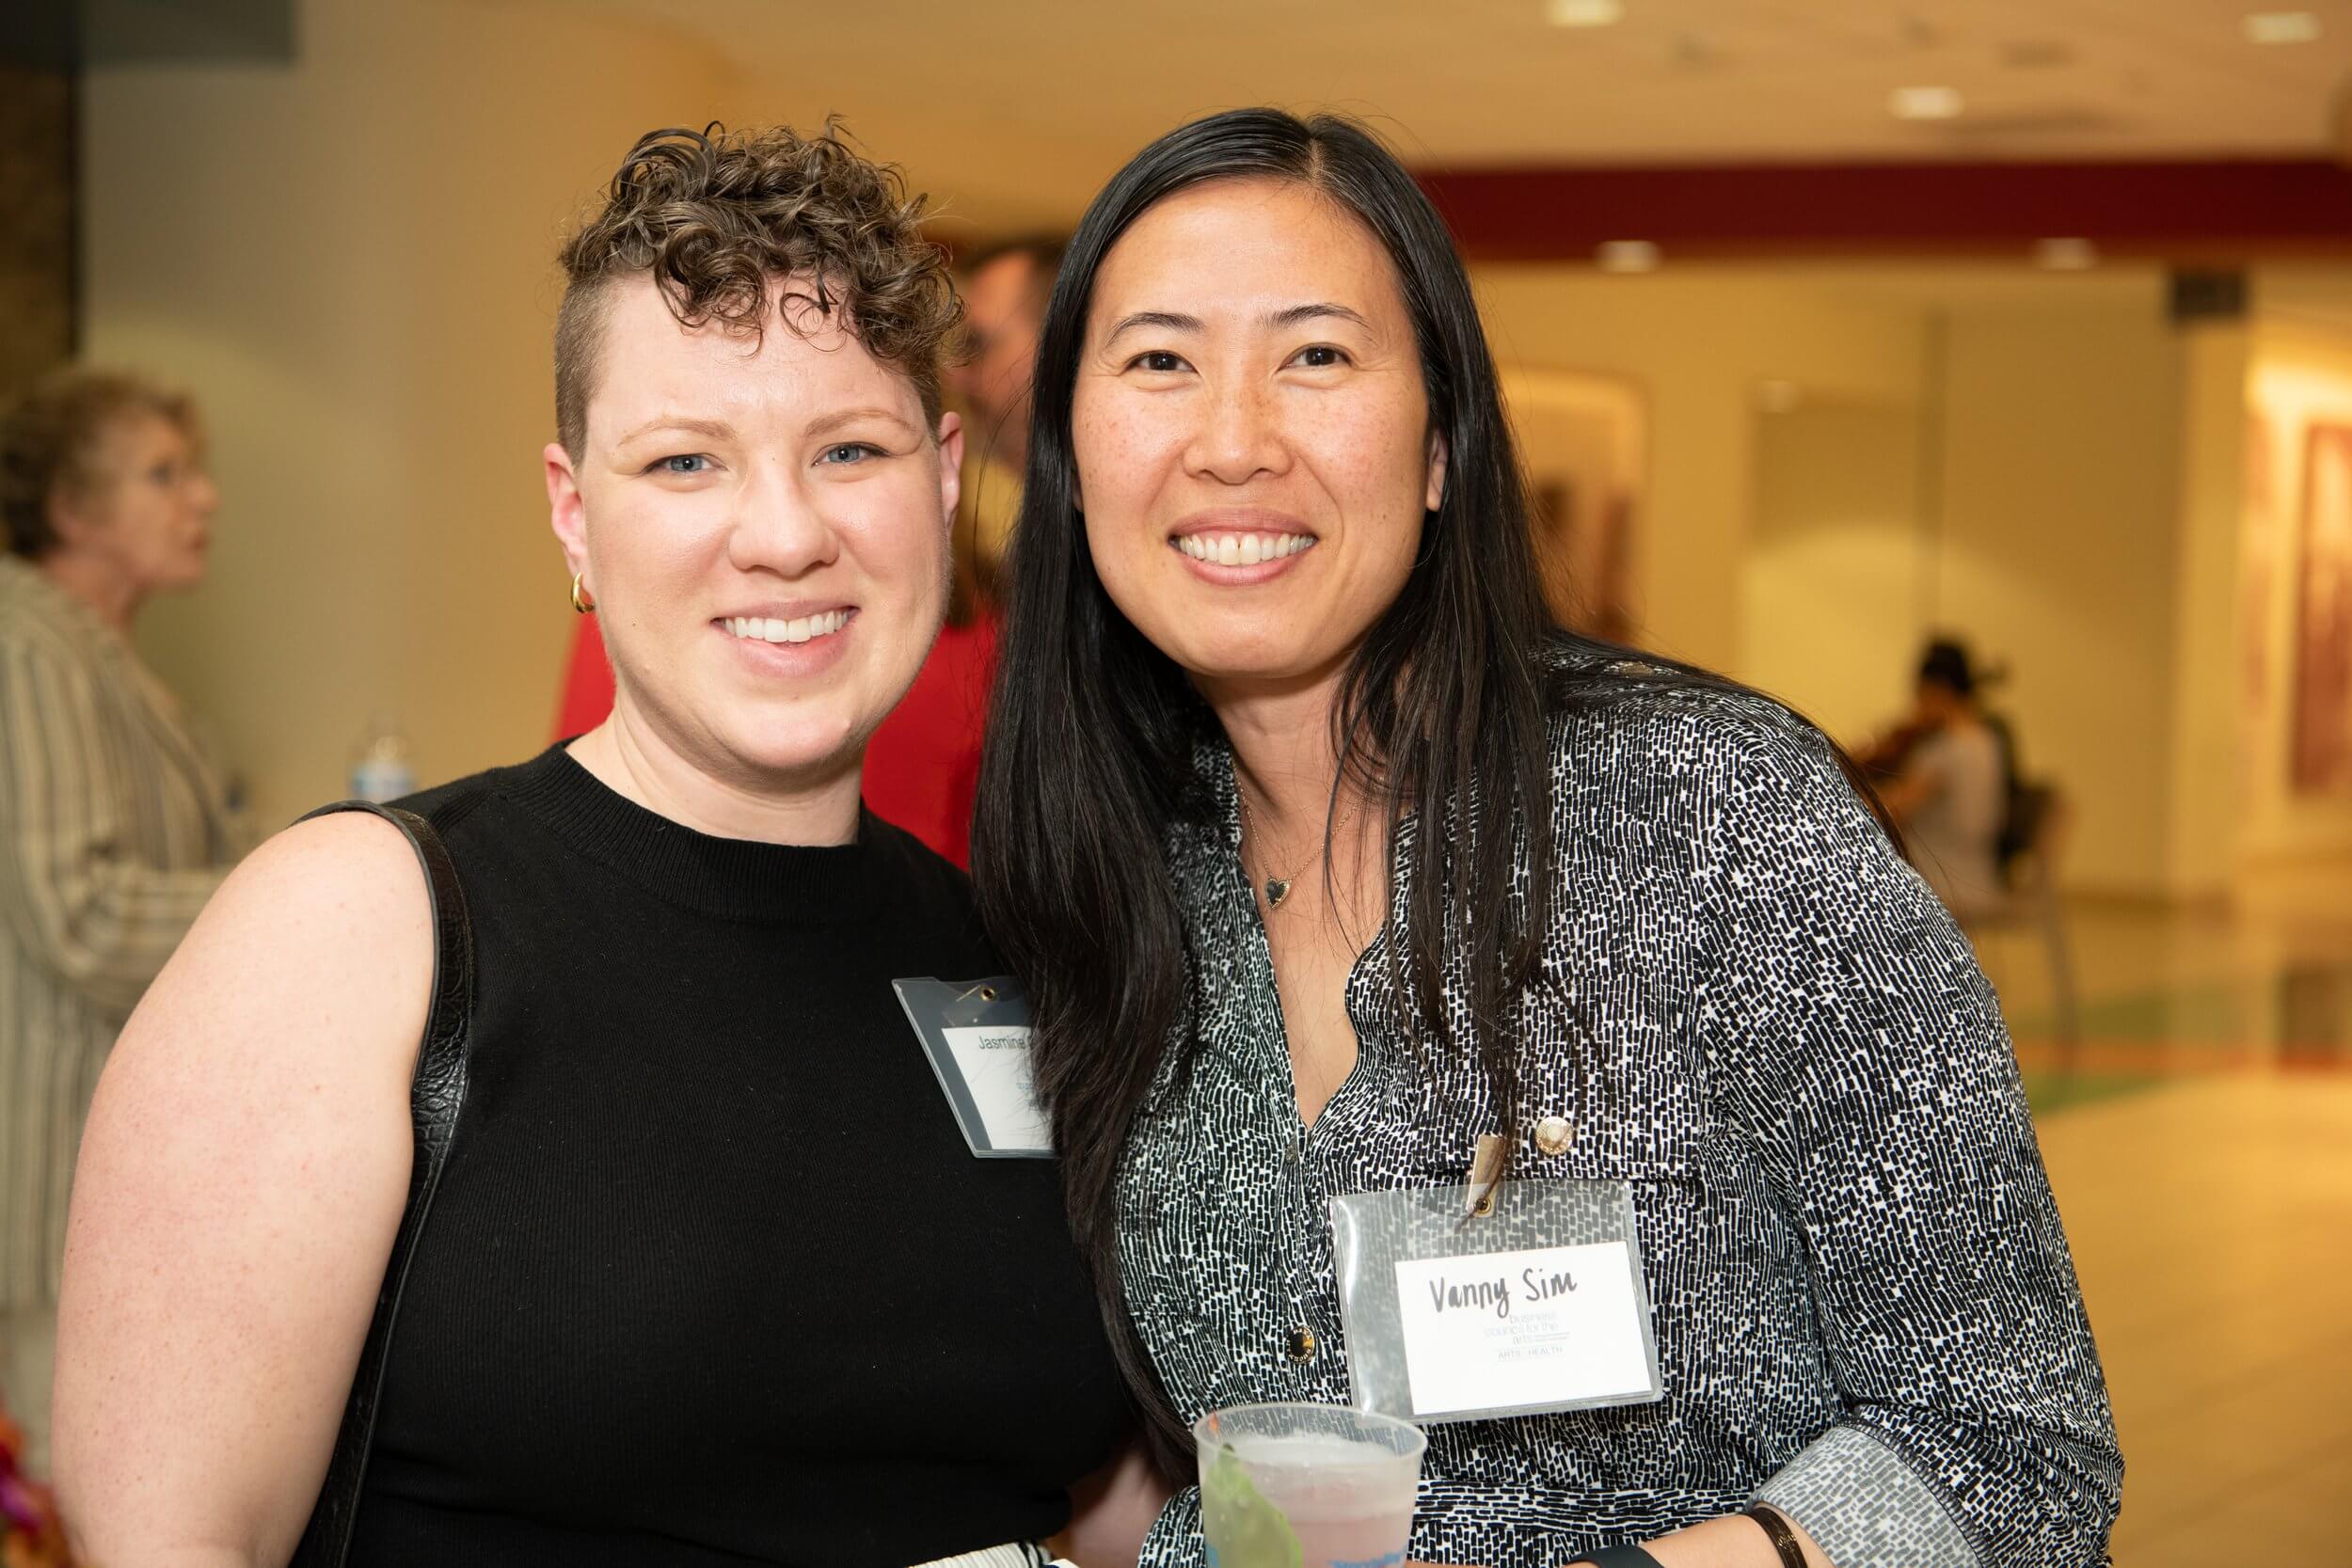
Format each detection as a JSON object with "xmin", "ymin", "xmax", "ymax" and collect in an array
[{"xmin": 345, "ymin": 746, "xmax": 1129, "ymax": 1568}]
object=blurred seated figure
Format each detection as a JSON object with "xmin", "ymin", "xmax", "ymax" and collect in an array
[
  {"xmin": 0, "ymin": 368, "xmax": 246, "ymax": 1473},
  {"xmin": 1871, "ymin": 638, "xmax": 2010, "ymax": 921}
]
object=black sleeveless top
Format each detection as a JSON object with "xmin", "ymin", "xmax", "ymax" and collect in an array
[{"xmin": 345, "ymin": 747, "xmax": 1130, "ymax": 1567}]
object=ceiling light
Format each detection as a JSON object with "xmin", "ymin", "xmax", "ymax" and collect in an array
[
  {"xmin": 2034, "ymin": 238, "xmax": 2099, "ymax": 270},
  {"xmin": 1547, "ymin": 0, "xmax": 1624, "ymax": 27},
  {"xmin": 1596, "ymin": 240, "xmax": 1661, "ymax": 273},
  {"xmin": 2243, "ymin": 11, "xmax": 2322, "ymax": 44},
  {"xmin": 1889, "ymin": 86, "xmax": 1964, "ymax": 120}
]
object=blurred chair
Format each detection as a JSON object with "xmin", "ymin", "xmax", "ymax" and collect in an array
[{"xmin": 1966, "ymin": 781, "xmax": 2082, "ymax": 1051}]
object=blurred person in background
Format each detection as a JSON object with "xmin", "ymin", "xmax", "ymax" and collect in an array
[
  {"xmin": 53, "ymin": 124, "xmax": 1134, "ymax": 1568},
  {"xmin": 1868, "ymin": 638, "xmax": 2015, "ymax": 922},
  {"xmin": 976, "ymin": 108, "xmax": 2118, "ymax": 1568},
  {"xmin": 0, "ymin": 368, "xmax": 247, "ymax": 1476},
  {"xmin": 946, "ymin": 234, "xmax": 1062, "ymax": 592},
  {"xmin": 857, "ymin": 235, "xmax": 1065, "ymax": 864}
]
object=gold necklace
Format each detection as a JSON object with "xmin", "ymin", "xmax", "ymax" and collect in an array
[{"xmin": 1236, "ymin": 789, "xmax": 1348, "ymax": 911}]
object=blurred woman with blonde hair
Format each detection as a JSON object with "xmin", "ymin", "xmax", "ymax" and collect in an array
[{"xmin": 0, "ymin": 367, "xmax": 246, "ymax": 1472}]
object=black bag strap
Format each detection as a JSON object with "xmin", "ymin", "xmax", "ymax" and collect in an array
[{"xmin": 287, "ymin": 801, "xmax": 476, "ymax": 1568}]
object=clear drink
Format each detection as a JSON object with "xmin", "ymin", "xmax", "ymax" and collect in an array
[{"xmin": 1195, "ymin": 1404, "xmax": 1425, "ymax": 1568}]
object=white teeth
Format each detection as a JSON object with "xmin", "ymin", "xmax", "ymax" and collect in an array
[
  {"xmin": 1174, "ymin": 532, "xmax": 1314, "ymax": 563},
  {"xmin": 725, "ymin": 610, "xmax": 850, "ymax": 643}
]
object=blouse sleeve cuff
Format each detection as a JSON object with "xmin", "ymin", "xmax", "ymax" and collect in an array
[
  {"xmin": 1136, "ymin": 1482, "xmax": 1204, "ymax": 1568},
  {"xmin": 1752, "ymin": 1422, "xmax": 1977, "ymax": 1568}
]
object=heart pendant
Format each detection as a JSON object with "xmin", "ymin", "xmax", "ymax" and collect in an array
[{"xmin": 1264, "ymin": 878, "xmax": 1292, "ymax": 909}]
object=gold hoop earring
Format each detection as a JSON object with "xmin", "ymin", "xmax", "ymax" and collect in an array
[{"xmin": 570, "ymin": 572, "xmax": 596, "ymax": 614}]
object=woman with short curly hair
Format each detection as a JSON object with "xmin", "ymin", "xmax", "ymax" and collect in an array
[{"xmin": 53, "ymin": 125, "xmax": 1134, "ymax": 1568}]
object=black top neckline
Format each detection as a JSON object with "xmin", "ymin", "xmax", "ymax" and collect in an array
[{"xmin": 502, "ymin": 744, "xmax": 894, "ymax": 925}]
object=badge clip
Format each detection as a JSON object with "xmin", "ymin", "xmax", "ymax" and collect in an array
[{"xmin": 1460, "ymin": 1132, "xmax": 1509, "ymax": 1224}]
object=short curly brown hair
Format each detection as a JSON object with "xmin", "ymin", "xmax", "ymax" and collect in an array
[
  {"xmin": 1, "ymin": 368, "xmax": 200, "ymax": 560},
  {"xmin": 554, "ymin": 122, "xmax": 961, "ymax": 460}
]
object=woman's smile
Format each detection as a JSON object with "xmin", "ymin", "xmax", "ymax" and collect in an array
[
  {"xmin": 714, "ymin": 604, "xmax": 859, "ymax": 676},
  {"xmin": 1168, "ymin": 509, "xmax": 1319, "ymax": 582}
]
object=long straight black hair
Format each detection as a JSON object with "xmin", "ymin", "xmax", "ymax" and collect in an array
[{"xmin": 974, "ymin": 107, "xmax": 1797, "ymax": 1467}]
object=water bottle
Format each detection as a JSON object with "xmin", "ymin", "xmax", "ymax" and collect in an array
[{"xmin": 350, "ymin": 714, "xmax": 417, "ymax": 803}]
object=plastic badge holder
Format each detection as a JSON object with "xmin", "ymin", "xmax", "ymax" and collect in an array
[
  {"xmin": 890, "ymin": 975, "xmax": 1052, "ymax": 1158},
  {"xmin": 1328, "ymin": 1177, "xmax": 1663, "ymax": 1424}
]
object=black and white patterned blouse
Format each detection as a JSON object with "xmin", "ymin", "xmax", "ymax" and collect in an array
[{"xmin": 1119, "ymin": 683, "xmax": 2120, "ymax": 1568}]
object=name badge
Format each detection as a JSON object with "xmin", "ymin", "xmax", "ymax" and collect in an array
[
  {"xmin": 892, "ymin": 976, "xmax": 1053, "ymax": 1158},
  {"xmin": 1329, "ymin": 1177, "xmax": 1663, "ymax": 1423},
  {"xmin": 1391, "ymin": 1240, "xmax": 1653, "ymax": 1417}
]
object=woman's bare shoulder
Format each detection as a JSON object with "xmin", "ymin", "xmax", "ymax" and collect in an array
[
  {"xmin": 56, "ymin": 810, "xmax": 437, "ymax": 1561},
  {"xmin": 114, "ymin": 807, "xmax": 438, "ymax": 1094}
]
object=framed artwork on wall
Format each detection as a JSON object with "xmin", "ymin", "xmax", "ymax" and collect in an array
[
  {"xmin": 2293, "ymin": 422, "xmax": 2352, "ymax": 795},
  {"xmin": 1500, "ymin": 368, "xmax": 1645, "ymax": 645}
]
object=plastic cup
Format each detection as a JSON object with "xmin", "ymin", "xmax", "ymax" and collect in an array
[{"xmin": 1193, "ymin": 1402, "xmax": 1426, "ymax": 1568}]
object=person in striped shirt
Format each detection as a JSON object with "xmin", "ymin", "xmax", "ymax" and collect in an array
[{"xmin": 0, "ymin": 368, "xmax": 247, "ymax": 1471}]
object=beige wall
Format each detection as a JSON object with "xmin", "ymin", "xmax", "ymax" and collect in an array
[
  {"xmin": 1475, "ymin": 264, "xmax": 2207, "ymax": 895},
  {"xmin": 1932, "ymin": 301, "xmax": 2188, "ymax": 895},
  {"xmin": 82, "ymin": 17, "xmax": 2352, "ymax": 900},
  {"xmin": 1736, "ymin": 286, "xmax": 2352, "ymax": 899},
  {"xmin": 2165, "ymin": 320, "xmax": 2251, "ymax": 897},
  {"xmin": 1742, "ymin": 396, "xmax": 1927, "ymax": 743},
  {"xmin": 1473, "ymin": 267, "xmax": 1929, "ymax": 673},
  {"xmin": 85, "ymin": 0, "xmax": 739, "ymax": 830}
]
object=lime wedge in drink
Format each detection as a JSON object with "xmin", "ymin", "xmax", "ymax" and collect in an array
[{"xmin": 1201, "ymin": 1441, "xmax": 1303, "ymax": 1568}]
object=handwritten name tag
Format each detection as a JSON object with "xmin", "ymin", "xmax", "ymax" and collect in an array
[{"xmin": 1391, "ymin": 1239, "xmax": 1655, "ymax": 1418}]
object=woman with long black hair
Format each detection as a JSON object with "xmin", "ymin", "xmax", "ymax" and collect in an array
[{"xmin": 973, "ymin": 109, "xmax": 2118, "ymax": 1568}]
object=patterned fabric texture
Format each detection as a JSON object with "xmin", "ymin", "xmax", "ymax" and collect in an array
[
  {"xmin": 911, "ymin": 1543, "xmax": 1052, "ymax": 1568},
  {"xmin": 1120, "ymin": 681, "xmax": 2120, "ymax": 1568}
]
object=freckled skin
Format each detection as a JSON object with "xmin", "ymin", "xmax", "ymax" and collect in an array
[
  {"xmin": 1072, "ymin": 178, "xmax": 1445, "ymax": 695},
  {"xmin": 544, "ymin": 274, "xmax": 961, "ymax": 794}
]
